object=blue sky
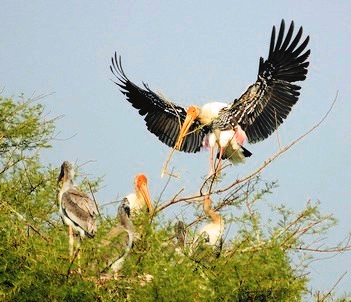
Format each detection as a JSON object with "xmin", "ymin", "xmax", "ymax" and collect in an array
[{"xmin": 1, "ymin": 1, "xmax": 350, "ymax": 297}]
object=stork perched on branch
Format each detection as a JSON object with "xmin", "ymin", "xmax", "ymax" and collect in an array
[
  {"xmin": 57, "ymin": 161, "xmax": 99, "ymax": 259},
  {"xmin": 100, "ymin": 198, "xmax": 135, "ymax": 276}
]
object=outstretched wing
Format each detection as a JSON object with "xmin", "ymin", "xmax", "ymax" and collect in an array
[
  {"xmin": 110, "ymin": 53, "xmax": 208, "ymax": 153},
  {"xmin": 227, "ymin": 20, "xmax": 310, "ymax": 143}
]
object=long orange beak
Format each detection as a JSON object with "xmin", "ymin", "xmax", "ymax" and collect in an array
[
  {"xmin": 139, "ymin": 182, "xmax": 153, "ymax": 213},
  {"xmin": 135, "ymin": 174, "xmax": 153, "ymax": 213},
  {"xmin": 174, "ymin": 106, "xmax": 199, "ymax": 150}
]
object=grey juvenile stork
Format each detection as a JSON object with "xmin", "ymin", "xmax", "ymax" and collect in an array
[
  {"xmin": 101, "ymin": 198, "xmax": 135, "ymax": 275},
  {"xmin": 110, "ymin": 20, "xmax": 310, "ymax": 175},
  {"xmin": 57, "ymin": 161, "xmax": 99, "ymax": 259}
]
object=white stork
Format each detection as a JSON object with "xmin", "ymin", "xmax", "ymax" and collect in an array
[
  {"xmin": 110, "ymin": 20, "xmax": 310, "ymax": 173},
  {"xmin": 101, "ymin": 198, "xmax": 135, "ymax": 275},
  {"xmin": 125, "ymin": 173, "xmax": 153, "ymax": 215},
  {"xmin": 196, "ymin": 195, "xmax": 224, "ymax": 247},
  {"xmin": 57, "ymin": 161, "xmax": 99, "ymax": 259},
  {"xmin": 211, "ymin": 115, "xmax": 251, "ymax": 174}
]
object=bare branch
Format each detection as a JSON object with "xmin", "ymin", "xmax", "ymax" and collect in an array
[
  {"xmin": 316, "ymin": 271, "xmax": 348, "ymax": 302},
  {"xmin": 88, "ymin": 182, "xmax": 101, "ymax": 217},
  {"xmin": 214, "ymin": 92, "xmax": 338, "ymax": 195}
]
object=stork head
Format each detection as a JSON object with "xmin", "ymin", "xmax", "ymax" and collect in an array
[
  {"xmin": 174, "ymin": 105, "xmax": 200, "ymax": 150},
  {"xmin": 119, "ymin": 198, "xmax": 131, "ymax": 218},
  {"xmin": 118, "ymin": 197, "xmax": 135, "ymax": 238},
  {"xmin": 134, "ymin": 173, "xmax": 153, "ymax": 213},
  {"xmin": 57, "ymin": 161, "xmax": 74, "ymax": 184}
]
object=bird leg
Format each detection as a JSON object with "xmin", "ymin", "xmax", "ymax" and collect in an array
[
  {"xmin": 76, "ymin": 235, "xmax": 82, "ymax": 274},
  {"xmin": 209, "ymin": 145, "xmax": 215, "ymax": 176},
  {"xmin": 69, "ymin": 226, "xmax": 74, "ymax": 259},
  {"xmin": 216, "ymin": 147, "xmax": 224, "ymax": 174},
  {"xmin": 68, "ymin": 226, "xmax": 82, "ymax": 274},
  {"xmin": 207, "ymin": 133, "xmax": 217, "ymax": 177},
  {"xmin": 66, "ymin": 230, "xmax": 81, "ymax": 276}
]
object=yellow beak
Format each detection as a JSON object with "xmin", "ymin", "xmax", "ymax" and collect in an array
[
  {"xmin": 174, "ymin": 106, "xmax": 199, "ymax": 150},
  {"xmin": 139, "ymin": 182, "xmax": 153, "ymax": 213}
]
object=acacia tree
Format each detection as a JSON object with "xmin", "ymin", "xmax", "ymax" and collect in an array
[{"xmin": 0, "ymin": 93, "xmax": 349, "ymax": 301}]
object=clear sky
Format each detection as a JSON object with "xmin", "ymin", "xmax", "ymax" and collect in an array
[{"xmin": 1, "ymin": 1, "xmax": 350, "ymax": 298}]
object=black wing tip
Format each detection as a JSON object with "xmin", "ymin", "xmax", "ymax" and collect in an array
[
  {"xmin": 110, "ymin": 52, "xmax": 129, "ymax": 85},
  {"xmin": 262, "ymin": 19, "xmax": 310, "ymax": 84},
  {"xmin": 281, "ymin": 19, "xmax": 310, "ymax": 53},
  {"xmin": 109, "ymin": 52, "xmax": 154, "ymax": 94}
]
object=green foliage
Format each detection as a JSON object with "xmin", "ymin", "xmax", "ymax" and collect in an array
[
  {"xmin": 0, "ymin": 94, "xmax": 348, "ymax": 301},
  {"xmin": 0, "ymin": 95, "xmax": 55, "ymax": 173},
  {"xmin": 0, "ymin": 95, "xmax": 98, "ymax": 301}
]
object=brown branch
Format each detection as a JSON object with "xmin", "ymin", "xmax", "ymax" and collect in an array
[
  {"xmin": 155, "ymin": 93, "xmax": 338, "ymax": 221},
  {"xmin": 291, "ymin": 232, "xmax": 351, "ymax": 254},
  {"xmin": 154, "ymin": 187, "xmax": 187, "ymax": 213},
  {"xmin": 160, "ymin": 93, "xmax": 184, "ymax": 178},
  {"xmin": 214, "ymin": 92, "xmax": 338, "ymax": 195},
  {"xmin": 199, "ymin": 163, "xmax": 231, "ymax": 195},
  {"xmin": 88, "ymin": 182, "xmax": 101, "ymax": 217},
  {"xmin": 316, "ymin": 271, "xmax": 348, "ymax": 302},
  {"xmin": 292, "ymin": 245, "xmax": 351, "ymax": 253},
  {"xmin": 157, "ymin": 168, "xmax": 174, "ymax": 205}
]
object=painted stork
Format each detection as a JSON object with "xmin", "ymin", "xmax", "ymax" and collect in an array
[
  {"xmin": 196, "ymin": 195, "xmax": 224, "ymax": 247},
  {"xmin": 57, "ymin": 161, "xmax": 99, "ymax": 259},
  {"xmin": 125, "ymin": 173, "xmax": 153, "ymax": 215},
  {"xmin": 101, "ymin": 198, "xmax": 135, "ymax": 274},
  {"xmin": 110, "ymin": 20, "xmax": 310, "ymax": 173}
]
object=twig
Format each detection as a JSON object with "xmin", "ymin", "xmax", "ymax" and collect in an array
[
  {"xmin": 317, "ymin": 271, "xmax": 347, "ymax": 302},
  {"xmin": 156, "ymin": 94, "xmax": 338, "ymax": 226},
  {"xmin": 88, "ymin": 182, "xmax": 101, "ymax": 217},
  {"xmin": 159, "ymin": 93, "xmax": 183, "ymax": 178},
  {"xmin": 78, "ymin": 160, "xmax": 97, "ymax": 170},
  {"xmin": 199, "ymin": 163, "xmax": 231, "ymax": 195},
  {"xmin": 154, "ymin": 188, "xmax": 186, "ymax": 213},
  {"xmin": 157, "ymin": 168, "xmax": 174, "ymax": 205},
  {"xmin": 99, "ymin": 199, "xmax": 120, "ymax": 209},
  {"xmin": 214, "ymin": 92, "xmax": 338, "ymax": 195},
  {"xmin": 161, "ymin": 148, "xmax": 179, "ymax": 178}
]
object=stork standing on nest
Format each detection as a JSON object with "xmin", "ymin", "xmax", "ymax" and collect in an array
[{"xmin": 57, "ymin": 161, "xmax": 99, "ymax": 259}]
